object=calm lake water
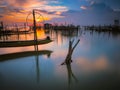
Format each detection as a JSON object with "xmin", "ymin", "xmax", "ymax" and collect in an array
[{"xmin": 0, "ymin": 28, "xmax": 120, "ymax": 90}]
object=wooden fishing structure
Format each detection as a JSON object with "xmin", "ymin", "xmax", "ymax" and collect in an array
[{"xmin": 0, "ymin": 9, "xmax": 52, "ymax": 48}]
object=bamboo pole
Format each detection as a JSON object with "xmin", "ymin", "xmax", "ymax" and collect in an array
[
  {"xmin": 33, "ymin": 10, "xmax": 37, "ymax": 41},
  {"xmin": 33, "ymin": 9, "xmax": 38, "ymax": 51}
]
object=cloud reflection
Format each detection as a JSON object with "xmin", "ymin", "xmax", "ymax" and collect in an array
[{"xmin": 75, "ymin": 55, "xmax": 109, "ymax": 72}]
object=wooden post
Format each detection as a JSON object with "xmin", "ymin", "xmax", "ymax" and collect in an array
[
  {"xmin": 24, "ymin": 23, "xmax": 27, "ymax": 40},
  {"xmin": 15, "ymin": 24, "xmax": 19, "ymax": 40},
  {"xmin": 33, "ymin": 9, "xmax": 38, "ymax": 51},
  {"xmin": 33, "ymin": 10, "xmax": 37, "ymax": 41},
  {"xmin": 0, "ymin": 21, "xmax": 3, "ymax": 30}
]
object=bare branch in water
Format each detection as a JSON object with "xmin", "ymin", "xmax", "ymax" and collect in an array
[{"xmin": 61, "ymin": 39, "xmax": 80, "ymax": 65}]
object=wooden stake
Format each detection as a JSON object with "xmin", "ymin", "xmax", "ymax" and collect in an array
[{"xmin": 33, "ymin": 9, "xmax": 38, "ymax": 50}]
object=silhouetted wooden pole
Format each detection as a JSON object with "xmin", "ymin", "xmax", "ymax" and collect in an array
[
  {"xmin": 0, "ymin": 21, "xmax": 3, "ymax": 30},
  {"xmin": 33, "ymin": 10, "xmax": 37, "ymax": 41},
  {"xmin": 33, "ymin": 9, "xmax": 38, "ymax": 50},
  {"xmin": 24, "ymin": 23, "xmax": 27, "ymax": 40}
]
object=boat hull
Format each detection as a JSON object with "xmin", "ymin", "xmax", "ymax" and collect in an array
[{"xmin": 0, "ymin": 39, "xmax": 52, "ymax": 48}]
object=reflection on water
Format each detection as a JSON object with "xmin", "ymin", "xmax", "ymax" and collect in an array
[
  {"xmin": 0, "ymin": 50, "xmax": 52, "ymax": 61},
  {"xmin": 0, "ymin": 28, "xmax": 120, "ymax": 90},
  {"xmin": 0, "ymin": 28, "xmax": 46, "ymax": 41},
  {"xmin": 66, "ymin": 64, "xmax": 78, "ymax": 88}
]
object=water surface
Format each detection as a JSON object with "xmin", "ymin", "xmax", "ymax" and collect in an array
[{"xmin": 0, "ymin": 29, "xmax": 120, "ymax": 90}]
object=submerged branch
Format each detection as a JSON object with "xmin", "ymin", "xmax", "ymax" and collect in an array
[
  {"xmin": 61, "ymin": 39, "xmax": 80, "ymax": 65},
  {"xmin": 72, "ymin": 39, "xmax": 80, "ymax": 52}
]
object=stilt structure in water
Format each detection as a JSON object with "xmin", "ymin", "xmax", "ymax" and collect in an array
[{"xmin": 0, "ymin": 9, "xmax": 52, "ymax": 48}]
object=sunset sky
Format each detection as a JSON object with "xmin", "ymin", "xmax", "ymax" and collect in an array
[{"xmin": 0, "ymin": 0, "xmax": 120, "ymax": 25}]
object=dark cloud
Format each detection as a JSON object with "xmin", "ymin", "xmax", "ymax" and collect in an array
[
  {"xmin": 15, "ymin": 0, "xmax": 28, "ymax": 5},
  {"xmin": 0, "ymin": 0, "xmax": 29, "ymax": 16},
  {"xmin": 88, "ymin": 0, "xmax": 120, "ymax": 9},
  {"xmin": 0, "ymin": 6, "xmax": 25, "ymax": 15},
  {"xmin": 88, "ymin": 2, "xmax": 113, "ymax": 13},
  {"xmin": 2, "ymin": 0, "xmax": 28, "ymax": 6},
  {"xmin": 0, "ymin": 15, "xmax": 3, "ymax": 18},
  {"xmin": 13, "ymin": 8, "xmax": 25, "ymax": 13},
  {"xmin": 51, "ymin": 2, "xmax": 120, "ymax": 25},
  {"xmin": 35, "ymin": 9, "xmax": 51, "ymax": 14},
  {"xmin": 35, "ymin": 9, "xmax": 60, "ymax": 15}
]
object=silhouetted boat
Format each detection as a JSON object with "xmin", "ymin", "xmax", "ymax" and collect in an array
[
  {"xmin": 0, "ymin": 50, "xmax": 53, "ymax": 61},
  {"xmin": 0, "ymin": 39, "xmax": 52, "ymax": 48}
]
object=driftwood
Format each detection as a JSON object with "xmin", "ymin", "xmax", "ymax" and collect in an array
[{"xmin": 61, "ymin": 39, "xmax": 80, "ymax": 65}]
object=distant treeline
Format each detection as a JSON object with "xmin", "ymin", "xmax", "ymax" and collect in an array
[{"xmin": 84, "ymin": 25, "xmax": 120, "ymax": 32}]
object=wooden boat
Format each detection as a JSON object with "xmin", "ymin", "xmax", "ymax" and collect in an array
[
  {"xmin": 0, "ymin": 50, "xmax": 53, "ymax": 61},
  {"xmin": 0, "ymin": 39, "xmax": 52, "ymax": 48}
]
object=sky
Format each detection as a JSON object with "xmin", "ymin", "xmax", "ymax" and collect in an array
[{"xmin": 0, "ymin": 0, "xmax": 120, "ymax": 25}]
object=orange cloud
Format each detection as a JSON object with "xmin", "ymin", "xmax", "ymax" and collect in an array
[
  {"xmin": 0, "ymin": 0, "xmax": 68, "ymax": 23},
  {"xmin": 55, "ymin": 11, "xmax": 62, "ymax": 15}
]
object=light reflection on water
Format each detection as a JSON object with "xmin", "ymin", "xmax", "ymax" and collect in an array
[{"xmin": 0, "ymin": 29, "xmax": 120, "ymax": 90}]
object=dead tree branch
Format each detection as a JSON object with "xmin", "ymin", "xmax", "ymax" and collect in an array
[{"xmin": 61, "ymin": 39, "xmax": 80, "ymax": 65}]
